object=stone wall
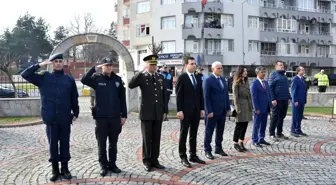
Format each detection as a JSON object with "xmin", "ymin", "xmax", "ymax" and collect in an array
[{"xmin": 0, "ymin": 98, "xmax": 40, "ymax": 117}]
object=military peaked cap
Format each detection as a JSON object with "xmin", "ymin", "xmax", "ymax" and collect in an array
[
  {"xmin": 102, "ymin": 57, "xmax": 114, "ymax": 65},
  {"xmin": 49, "ymin": 53, "xmax": 63, "ymax": 61},
  {"xmin": 143, "ymin": 54, "xmax": 158, "ymax": 65}
]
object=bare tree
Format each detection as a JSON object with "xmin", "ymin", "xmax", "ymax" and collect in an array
[
  {"xmin": 260, "ymin": 54, "xmax": 276, "ymax": 78},
  {"xmin": 0, "ymin": 47, "xmax": 22, "ymax": 97},
  {"xmin": 148, "ymin": 36, "xmax": 164, "ymax": 55}
]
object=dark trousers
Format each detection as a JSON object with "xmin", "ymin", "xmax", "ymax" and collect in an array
[
  {"xmin": 233, "ymin": 122, "xmax": 248, "ymax": 142},
  {"xmin": 252, "ymin": 113, "xmax": 268, "ymax": 144},
  {"xmin": 204, "ymin": 114, "xmax": 226, "ymax": 152},
  {"xmin": 269, "ymin": 100, "xmax": 288, "ymax": 136},
  {"xmin": 141, "ymin": 120, "xmax": 163, "ymax": 166},
  {"xmin": 291, "ymin": 103, "xmax": 304, "ymax": 134},
  {"xmin": 179, "ymin": 108, "xmax": 200, "ymax": 159},
  {"xmin": 318, "ymin": 86, "xmax": 327, "ymax": 92},
  {"xmin": 95, "ymin": 118, "xmax": 122, "ymax": 167},
  {"xmin": 46, "ymin": 123, "xmax": 71, "ymax": 163}
]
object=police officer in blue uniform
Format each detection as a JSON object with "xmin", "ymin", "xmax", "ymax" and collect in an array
[
  {"xmin": 159, "ymin": 65, "xmax": 173, "ymax": 121},
  {"xmin": 129, "ymin": 55, "xmax": 168, "ymax": 172},
  {"xmin": 80, "ymin": 58, "xmax": 127, "ymax": 177},
  {"xmin": 21, "ymin": 53, "xmax": 79, "ymax": 182}
]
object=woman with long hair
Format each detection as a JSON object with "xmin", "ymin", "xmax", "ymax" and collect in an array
[{"xmin": 232, "ymin": 66, "xmax": 253, "ymax": 152}]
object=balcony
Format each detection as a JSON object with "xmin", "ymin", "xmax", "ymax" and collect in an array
[
  {"xmin": 123, "ymin": 16, "xmax": 130, "ymax": 26},
  {"xmin": 261, "ymin": 51, "xmax": 333, "ymax": 67},
  {"xmin": 260, "ymin": 2, "xmax": 333, "ymax": 21},
  {"xmin": 204, "ymin": 49, "xmax": 223, "ymax": 64},
  {"xmin": 182, "ymin": 23, "xmax": 203, "ymax": 39},
  {"xmin": 203, "ymin": 23, "xmax": 223, "ymax": 39},
  {"xmin": 123, "ymin": 0, "xmax": 130, "ymax": 5},
  {"xmin": 182, "ymin": 0, "xmax": 202, "ymax": 14},
  {"xmin": 122, "ymin": 40, "xmax": 130, "ymax": 46},
  {"xmin": 203, "ymin": 0, "xmax": 223, "ymax": 13},
  {"xmin": 260, "ymin": 28, "xmax": 332, "ymax": 43}
]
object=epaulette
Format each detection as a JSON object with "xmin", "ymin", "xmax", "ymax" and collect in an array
[{"xmin": 37, "ymin": 70, "xmax": 48, "ymax": 75}]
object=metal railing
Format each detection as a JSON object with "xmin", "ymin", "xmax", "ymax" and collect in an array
[
  {"xmin": 261, "ymin": 3, "xmax": 332, "ymax": 14},
  {"xmin": 0, "ymin": 76, "xmax": 40, "ymax": 98},
  {"xmin": 260, "ymin": 27, "xmax": 331, "ymax": 36}
]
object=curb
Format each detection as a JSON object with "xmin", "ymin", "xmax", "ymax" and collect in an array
[{"xmin": 0, "ymin": 120, "xmax": 43, "ymax": 128}]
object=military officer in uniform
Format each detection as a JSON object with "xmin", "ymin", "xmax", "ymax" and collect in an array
[
  {"xmin": 128, "ymin": 54, "xmax": 168, "ymax": 172},
  {"xmin": 81, "ymin": 58, "xmax": 127, "ymax": 177},
  {"xmin": 21, "ymin": 53, "xmax": 79, "ymax": 182}
]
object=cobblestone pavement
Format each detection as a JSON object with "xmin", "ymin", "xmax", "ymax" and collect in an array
[{"xmin": 0, "ymin": 99, "xmax": 335, "ymax": 185}]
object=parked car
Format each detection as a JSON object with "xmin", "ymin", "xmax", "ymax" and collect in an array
[{"xmin": 0, "ymin": 85, "xmax": 29, "ymax": 98}]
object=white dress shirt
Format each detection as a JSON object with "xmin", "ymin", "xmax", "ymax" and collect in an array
[{"xmin": 186, "ymin": 72, "xmax": 196, "ymax": 86}]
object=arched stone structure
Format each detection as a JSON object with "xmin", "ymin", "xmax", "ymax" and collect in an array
[{"xmin": 49, "ymin": 33, "xmax": 138, "ymax": 112}]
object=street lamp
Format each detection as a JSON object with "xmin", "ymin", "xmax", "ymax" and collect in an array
[{"xmin": 242, "ymin": 0, "xmax": 248, "ymax": 65}]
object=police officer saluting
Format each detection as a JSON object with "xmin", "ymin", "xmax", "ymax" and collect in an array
[
  {"xmin": 21, "ymin": 53, "xmax": 79, "ymax": 182},
  {"xmin": 81, "ymin": 58, "xmax": 127, "ymax": 177},
  {"xmin": 129, "ymin": 55, "xmax": 168, "ymax": 172}
]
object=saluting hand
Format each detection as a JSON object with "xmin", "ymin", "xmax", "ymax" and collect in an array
[{"xmin": 39, "ymin": 61, "xmax": 52, "ymax": 67}]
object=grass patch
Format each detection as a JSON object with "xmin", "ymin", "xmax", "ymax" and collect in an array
[
  {"xmin": 16, "ymin": 84, "xmax": 38, "ymax": 91},
  {"xmin": 168, "ymin": 110, "xmax": 177, "ymax": 116},
  {"xmin": 0, "ymin": 116, "xmax": 41, "ymax": 124},
  {"xmin": 288, "ymin": 107, "xmax": 332, "ymax": 115}
]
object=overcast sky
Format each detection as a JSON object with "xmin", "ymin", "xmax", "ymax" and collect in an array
[{"xmin": 0, "ymin": 0, "xmax": 117, "ymax": 37}]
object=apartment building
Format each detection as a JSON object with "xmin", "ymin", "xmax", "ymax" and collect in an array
[{"xmin": 116, "ymin": 0, "xmax": 336, "ymax": 77}]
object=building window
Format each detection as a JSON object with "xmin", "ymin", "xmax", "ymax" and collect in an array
[
  {"xmin": 185, "ymin": 40, "xmax": 199, "ymax": 53},
  {"xmin": 138, "ymin": 50, "xmax": 147, "ymax": 66},
  {"xmin": 137, "ymin": 1, "xmax": 150, "ymax": 14},
  {"xmin": 136, "ymin": 24, "xmax": 150, "ymax": 37},
  {"xmin": 222, "ymin": 39, "xmax": 234, "ymax": 52},
  {"xmin": 278, "ymin": 39, "xmax": 296, "ymax": 56},
  {"xmin": 298, "ymin": 0, "xmax": 314, "ymax": 11},
  {"xmin": 221, "ymin": 14, "xmax": 234, "ymax": 27},
  {"xmin": 123, "ymin": 8, "xmax": 130, "ymax": 18},
  {"xmin": 161, "ymin": 0, "xmax": 175, "ymax": 5},
  {"xmin": 206, "ymin": 39, "xmax": 221, "ymax": 54},
  {"xmin": 122, "ymin": 30, "xmax": 129, "ymax": 40},
  {"xmin": 161, "ymin": 41, "xmax": 176, "ymax": 53},
  {"xmin": 248, "ymin": 16, "xmax": 259, "ymax": 28},
  {"xmin": 184, "ymin": 15, "xmax": 199, "ymax": 28},
  {"xmin": 248, "ymin": 41, "xmax": 260, "ymax": 52},
  {"xmin": 161, "ymin": 16, "xmax": 176, "ymax": 29},
  {"xmin": 276, "ymin": 18, "xmax": 296, "ymax": 33}
]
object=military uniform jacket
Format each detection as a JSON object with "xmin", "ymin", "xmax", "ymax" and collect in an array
[
  {"xmin": 21, "ymin": 64, "xmax": 79, "ymax": 124},
  {"xmin": 128, "ymin": 70, "xmax": 168, "ymax": 121}
]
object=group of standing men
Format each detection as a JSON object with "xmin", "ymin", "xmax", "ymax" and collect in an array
[{"xmin": 20, "ymin": 51, "xmax": 308, "ymax": 182}]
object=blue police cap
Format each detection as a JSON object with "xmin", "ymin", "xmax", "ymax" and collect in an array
[
  {"xmin": 101, "ymin": 57, "xmax": 114, "ymax": 65},
  {"xmin": 49, "ymin": 53, "xmax": 63, "ymax": 61}
]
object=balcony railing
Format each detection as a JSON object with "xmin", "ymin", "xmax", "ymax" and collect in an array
[
  {"xmin": 261, "ymin": 50, "xmax": 331, "ymax": 58},
  {"xmin": 182, "ymin": 22, "xmax": 224, "ymax": 29},
  {"xmin": 261, "ymin": 3, "xmax": 332, "ymax": 13},
  {"xmin": 260, "ymin": 27, "xmax": 331, "ymax": 36}
]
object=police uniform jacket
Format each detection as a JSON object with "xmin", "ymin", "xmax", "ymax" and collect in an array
[
  {"xmin": 81, "ymin": 66, "xmax": 127, "ymax": 119},
  {"xmin": 160, "ymin": 72, "xmax": 173, "ymax": 95},
  {"xmin": 21, "ymin": 64, "xmax": 79, "ymax": 124},
  {"xmin": 128, "ymin": 70, "xmax": 168, "ymax": 121}
]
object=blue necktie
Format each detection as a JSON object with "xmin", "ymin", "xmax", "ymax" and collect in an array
[
  {"xmin": 191, "ymin": 74, "xmax": 197, "ymax": 88},
  {"xmin": 217, "ymin": 77, "xmax": 224, "ymax": 89}
]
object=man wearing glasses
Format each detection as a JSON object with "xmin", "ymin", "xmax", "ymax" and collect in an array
[
  {"xmin": 202, "ymin": 61, "xmax": 231, "ymax": 159},
  {"xmin": 21, "ymin": 53, "xmax": 79, "ymax": 182},
  {"xmin": 129, "ymin": 54, "xmax": 168, "ymax": 172}
]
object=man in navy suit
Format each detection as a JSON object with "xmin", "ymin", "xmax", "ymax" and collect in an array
[
  {"xmin": 290, "ymin": 66, "xmax": 308, "ymax": 137},
  {"xmin": 250, "ymin": 67, "xmax": 272, "ymax": 147},
  {"xmin": 203, "ymin": 61, "xmax": 231, "ymax": 159}
]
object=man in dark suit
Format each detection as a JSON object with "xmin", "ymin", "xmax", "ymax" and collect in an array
[
  {"xmin": 290, "ymin": 66, "xmax": 308, "ymax": 137},
  {"xmin": 176, "ymin": 57, "xmax": 206, "ymax": 168},
  {"xmin": 128, "ymin": 55, "xmax": 168, "ymax": 172},
  {"xmin": 250, "ymin": 67, "xmax": 272, "ymax": 147},
  {"xmin": 203, "ymin": 61, "xmax": 231, "ymax": 159}
]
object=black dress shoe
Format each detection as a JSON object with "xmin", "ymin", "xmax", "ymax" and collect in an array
[
  {"xmin": 299, "ymin": 132, "xmax": 308, "ymax": 136},
  {"xmin": 181, "ymin": 158, "xmax": 191, "ymax": 168},
  {"xmin": 50, "ymin": 162, "xmax": 60, "ymax": 182},
  {"xmin": 260, "ymin": 140, "xmax": 271, "ymax": 145},
  {"xmin": 276, "ymin": 134, "xmax": 289, "ymax": 140},
  {"xmin": 270, "ymin": 135, "xmax": 279, "ymax": 142},
  {"xmin": 215, "ymin": 150, "xmax": 228, "ymax": 156},
  {"xmin": 61, "ymin": 162, "xmax": 72, "ymax": 180},
  {"xmin": 239, "ymin": 142, "xmax": 248, "ymax": 152},
  {"xmin": 144, "ymin": 165, "xmax": 152, "ymax": 172},
  {"xmin": 100, "ymin": 167, "xmax": 108, "ymax": 177},
  {"xmin": 252, "ymin": 143, "xmax": 262, "ymax": 147},
  {"xmin": 189, "ymin": 156, "xmax": 206, "ymax": 164},
  {"xmin": 152, "ymin": 162, "xmax": 165, "ymax": 169},
  {"xmin": 205, "ymin": 152, "xmax": 214, "ymax": 160},
  {"xmin": 233, "ymin": 143, "xmax": 244, "ymax": 152},
  {"xmin": 109, "ymin": 164, "xmax": 121, "ymax": 173},
  {"xmin": 290, "ymin": 132, "xmax": 300, "ymax": 137}
]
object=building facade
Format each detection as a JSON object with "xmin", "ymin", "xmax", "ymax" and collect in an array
[{"xmin": 116, "ymin": 0, "xmax": 336, "ymax": 78}]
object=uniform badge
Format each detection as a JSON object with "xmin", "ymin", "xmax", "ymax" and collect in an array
[{"xmin": 115, "ymin": 81, "xmax": 120, "ymax": 87}]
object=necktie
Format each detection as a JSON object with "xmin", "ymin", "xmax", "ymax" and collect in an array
[
  {"xmin": 191, "ymin": 74, "xmax": 197, "ymax": 88},
  {"xmin": 217, "ymin": 77, "xmax": 224, "ymax": 89},
  {"xmin": 152, "ymin": 74, "xmax": 156, "ymax": 82},
  {"xmin": 262, "ymin": 80, "xmax": 266, "ymax": 92}
]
